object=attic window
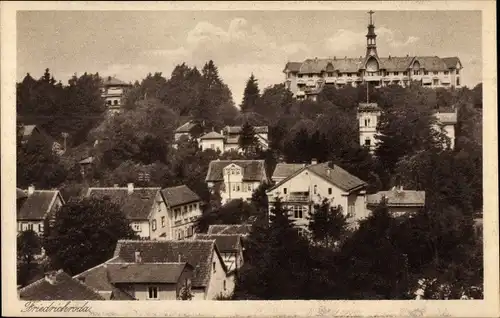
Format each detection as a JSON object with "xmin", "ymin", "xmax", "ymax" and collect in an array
[
  {"xmin": 328, "ymin": 188, "xmax": 332, "ymax": 195},
  {"xmin": 213, "ymin": 262, "xmax": 216, "ymax": 273},
  {"xmin": 283, "ymin": 188, "xmax": 287, "ymax": 195}
]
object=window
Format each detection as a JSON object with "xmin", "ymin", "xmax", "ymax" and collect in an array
[
  {"xmin": 210, "ymin": 144, "xmax": 215, "ymax": 149},
  {"xmin": 148, "ymin": 286, "xmax": 159, "ymax": 299},
  {"xmin": 113, "ymin": 100, "xmax": 118, "ymax": 105},
  {"xmin": 348, "ymin": 204, "xmax": 355, "ymax": 216},
  {"xmin": 433, "ymin": 79, "xmax": 439, "ymax": 86},
  {"xmin": 394, "ymin": 72, "xmax": 399, "ymax": 76},
  {"xmin": 28, "ymin": 224, "xmax": 34, "ymax": 231},
  {"xmin": 365, "ymin": 138, "xmax": 371, "ymax": 146},
  {"xmin": 177, "ymin": 231, "xmax": 181, "ymax": 240},
  {"xmin": 433, "ymin": 71, "xmax": 438, "ymax": 75},
  {"xmin": 313, "ymin": 185, "xmax": 317, "ymax": 194},
  {"xmin": 152, "ymin": 220, "xmax": 157, "ymax": 231},
  {"xmin": 156, "ymin": 202, "xmax": 161, "ymax": 213},
  {"xmin": 39, "ymin": 223, "xmax": 44, "ymax": 233},
  {"xmin": 161, "ymin": 216, "xmax": 165, "ymax": 227},
  {"xmin": 424, "ymin": 71, "xmax": 429, "ymax": 75},
  {"xmin": 456, "ymin": 78, "xmax": 460, "ymax": 86},
  {"xmin": 132, "ymin": 223, "xmax": 142, "ymax": 232},
  {"xmin": 248, "ymin": 183, "xmax": 252, "ymax": 192},
  {"xmin": 283, "ymin": 188, "xmax": 287, "ymax": 195},
  {"xmin": 413, "ymin": 70, "xmax": 419, "ymax": 75},
  {"xmin": 328, "ymin": 188, "xmax": 332, "ymax": 195},
  {"xmin": 292, "ymin": 205, "xmax": 305, "ymax": 219},
  {"xmin": 287, "ymin": 73, "xmax": 291, "ymax": 79},
  {"xmin": 403, "ymin": 71, "xmax": 408, "ymax": 76},
  {"xmin": 338, "ymin": 72, "xmax": 342, "ymax": 77},
  {"xmin": 297, "ymin": 228, "xmax": 305, "ymax": 237},
  {"xmin": 327, "ymin": 72, "xmax": 333, "ymax": 77},
  {"xmin": 347, "ymin": 73, "xmax": 352, "ymax": 77},
  {"xmin": 223, "ymin": 280, "xmax": 227, "ymax": 290},
  {"xmin": 107, "ymin": 100, "xmax": 111, "ymax": 105},
  {"xmin": 298, "ymin": 74, "xmax": 303, "ymax": 78},
  {"xmin": 180, "ymin": 230, "xmax": 184, "ymax": 239},
  {"xmin": 456, "ymin": 69, "xmax": 460, "ymax": 75},
  {"xmin": 236, "ymin": 184, "xmax": 240, "ymax": 192},
  {"xmin": 308, "ymin": 74, "xmax": 313, "ymax": 78},
  {"xmin": 213, "ymin": 262, "xmax": 216, "ymax": 273},
  {"xmin": 444, "ymin": 71, "xmax": 449, "ymax": 75}
]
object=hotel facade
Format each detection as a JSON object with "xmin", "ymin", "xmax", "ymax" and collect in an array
[{"xmin": 284, "ymin": 11, "xmax": 463, "ymax": 101}]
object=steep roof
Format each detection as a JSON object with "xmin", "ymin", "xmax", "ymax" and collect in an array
[
  {"xmin": 207, "ymin": 224, "xmax": 252, "ymax": 236},
  {"xmin": 413, "ymin": 56, "xmax": 449, "ymax": 72},
  {"xmin": 19, "ymin": 270, "xmax": 105, "ymax": 300},
  {"xmin": 86, "ymin": 187, "xmax": 161, "ymax": 220},
  {"xmin": 442, "ymin": 57, "xmax": 461, "ymax": 69},
  {"xmin": 17, "ymin": 190, "xmax": 62, "ymax": 220},
  {"xmin": 272, "ymin": 163, "xmax": 306, "ymax": 180},
  {"xmin": 367, "ymin": 189, "xmax": 426, "ymax": 207},
  {"xmin": 107, "ymin": 262, "xmax": 191, "ymax": 284},
  {"xmin": 73, "ymin": 258, "xmax": 118, "ymax": 292},
  {"xmin": 379, "ymin": 56, "xmax": 414, "ymax": 72},
  {"xmin": 269, "ymin": 162, "xmax": 367, "ymax": 193},
  {"xmin": 283, "ymin": 62, "xmax": 302, "ymax": 73},
  {"xmin": 200, "ymin": 131, "xmax": 224, "ymax": 140},
  {"xmin": 112, "ymin": 239, "xmax": 226, "ymax": 287},
  {"xmin": 205, "ymin": 160, "xmax": 267, "ymax": 182},
  {"xmin": 175, "ymin": 121, "xmax": 198, "ymax": 133},
  {"xmin": 161, "ymin": 185, "xmax": 201, "ymax": 208},
  {"xmin": 102, "ymin": 76, "xmax": 130, "ymax": 87},
  {"xmin": 194, "ymin": 234, "xmax": 241, "ymax": 252}
]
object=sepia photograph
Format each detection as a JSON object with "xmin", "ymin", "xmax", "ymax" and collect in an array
[{"xmin": 2, "ymin": 1, "xmax": 498, "ymax": 317}]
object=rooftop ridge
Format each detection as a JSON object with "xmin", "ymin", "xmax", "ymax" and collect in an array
[{"xmin": 74, "ymin": 256, "xmax": 120, "ymax": 278}]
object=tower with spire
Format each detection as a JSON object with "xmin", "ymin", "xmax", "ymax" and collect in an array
[{"xmin": 366, "ymin": 10, "xmax": 378, "ymax": 58}]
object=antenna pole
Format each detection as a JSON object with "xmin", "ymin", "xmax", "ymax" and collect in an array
[{"xmin": 366, "ymin": 82, "xmax": 369, "ymax": 103}]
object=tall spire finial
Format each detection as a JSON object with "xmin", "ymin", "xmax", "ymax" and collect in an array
[{"xmin": 368, "ymin": 10, "xmax": 374, "ymax": 25}]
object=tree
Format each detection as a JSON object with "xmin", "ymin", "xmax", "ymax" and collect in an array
[
  {"xmin": 240, "ymin": 74, "xmax": 260, "ymax": 113},
  {"xmin": 336, "ymin": 203, "xmax": 409, "ymax": 299},
  {"xmin": 17, "ymin": 230, "xmax": 42, "ymax": 286},
  {"xmin": 43, "ymin": 197, "xmax": 137, "ymax": 275},
  {"xmin": 178, "ymin": 284, "xmax": 194, "ymax": 300},
  {"xmin": 196, "ymin": 199, "xmax": 257, "ymax": 233},
  {"xmin": 308, "ymin": 199, "xmax": 348, "ymax": 249},
  {"xmin": 238, "ymin": 122, "xmax": 259, "ymax": 155}
]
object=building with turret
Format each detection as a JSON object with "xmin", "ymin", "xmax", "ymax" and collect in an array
[
  {"xmin": 284, "ymin": 11, "xmax": 463, "ymax": 101},
  {"xmin": 101, "ymin": 76, "xmax": 132, "ymax": 114}
]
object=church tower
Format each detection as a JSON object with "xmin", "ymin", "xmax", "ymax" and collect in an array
[{"xmin": 365, "ymin": 10, "xmax": 378, "ymax": 59}]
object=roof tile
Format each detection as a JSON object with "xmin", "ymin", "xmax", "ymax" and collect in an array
[
  {"xmin": 207, "ymin": 224, "xmax": 252, "ymax": 236},
  {"xmin": 194, "ymin": 234, "xmax": 241, "ymax": 252},
  {"xmin": 161, "ymin": 185, "xmax": 201, "ymax": 208},
  {"xmin": 206, "ymin": 160, "xmax": 267, "ymax": 182},
  {"xmin": 367, "ymin": 190, "xmax": 426, "ymax": 207},
  {"xmin": 17, "ymin": 190, "xmax": 59, "ymax": 220},
  {"xmin": 107, "ymin": 262, "xmax": 190, "ymax": 284}
]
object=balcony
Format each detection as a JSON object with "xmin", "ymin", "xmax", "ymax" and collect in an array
[
  {"xmin": 364, "ymin": 75, "xmax": 382, "ymax": 82},
  {"xmin": 324, "ymin": 76, "xmax": 336, "ymax": 84}
]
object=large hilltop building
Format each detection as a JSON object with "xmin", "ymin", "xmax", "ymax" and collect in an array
[
  {"xmin": 284, "ymin": 11, "xmax": 463, "ymax": 101},
  {"xmin": 101, "ymin": 76, "xmax": 132, "ymax": 114}
]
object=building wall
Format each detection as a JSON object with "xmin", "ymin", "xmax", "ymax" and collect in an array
[
  {"xmin": 149, "ymin": 192, "xmax": 171, "ymax": 240},
  {"xmin": 170, "ymin": 201, "xmax": 202, "ymax": 240},
  {"xmin": 205, "ymin": 250, "xmax": 233, "ymax": 300},
  {"xmin": 267, "ymin": 169, "xmax": 366, "ymax": 226},
  {"xmin": 125, "ymin": 283, "xmax": 178, "ymax": 300},
  {"xmin": 130, "ymin": 221, "xmax": 151, "ymax": 238},
  {"xmin": 17, "ymin": 193, "xmax": 63, "ymax": 236},
  {"xmin": 223, "ymin": 143, "xmax": 240, "ymax": 153},
  {"xmin": 200, "ymin": 139, "xmax": 225, "ymax": 152}
]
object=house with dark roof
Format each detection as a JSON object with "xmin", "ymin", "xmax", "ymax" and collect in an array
[
  {"xmin": 86, "ymin": 184, "xmax": 164, "ymax": 239},
  {"xmin": 198, "ymin": 125, "xmax": 269, "ymax": 154},
  {"xmin": 284, "ymin": 11, "xmax": 463, "ymax": 101},
  {"xmin": 161, "ymin": 185, "xmax": 202, "ymax": 240},
  {"xmin": 76, "ymin": 239, "xmax": 232, "ymax": 300},
  {"xmin": 206, "ymin": 160, "xmax": 269, "ymax": 205},
  {"xmin": 19, "ymin": 270, "xmax": 104, "ymax": 301},
  {"xmin": 366, "ymin": 186, "xmax": 426, "ymax": 217},
  {"xmin": 434, "ymin": 108, "xmax": 458, "ymax": 149},
  {"xmin": 266, "ymin": 159, "xmax": 368, "ymax": 234},
  {"xmin": 194, "ymin": 234, "xmax": 244, "ymax": 274},
  {"xmin": 100, "ymin": 76, "xmax": 132, "ymax": 113},
  {"xmin": 17, "ymin": 186, "xmax": 65, "ymax": 236}
]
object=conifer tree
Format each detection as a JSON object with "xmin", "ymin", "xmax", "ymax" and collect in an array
[
  {"xmin": 238, "ymin": 122, "xmax": 258, "ymax": 155},
  {"xmin": 240, "ymin": 74, "xmax": 260, "ymax": 113}
]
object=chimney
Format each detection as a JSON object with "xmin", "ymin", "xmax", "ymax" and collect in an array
[
  {"xmin": 127, "ymin": 183, "xmax": 134, "ymax": 194},
  {"xmin": 44, "ymin": 271, "xmax": 58, "ymax": 285},
  {"xmin": 311, "ymin": 158, "xmax": 318, "ymax": 165},
  {"xmin": 28, "ymin": 185, "xmax": 35, "ymax": 196},
  {"xmin": 326, "ymin": 168, "xmax": 331, "ymax": 177},
  {"xmin": 134, "ymin": 250, "xmax": 142, "ymax": 263}
]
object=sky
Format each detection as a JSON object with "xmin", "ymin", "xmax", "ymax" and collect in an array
[{"xmin": 17, "ymin": 10, "xmax": 482, "ymax": 106}]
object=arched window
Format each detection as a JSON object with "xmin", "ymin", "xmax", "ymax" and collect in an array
[{"xmin": 366, "ymin": 57, "xmax": 379, "ymax": 73}]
